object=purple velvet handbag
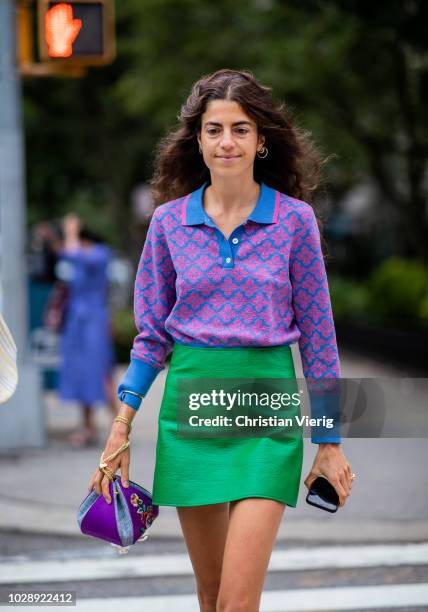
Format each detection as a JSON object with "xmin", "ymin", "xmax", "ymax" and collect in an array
[{"xmin": 77, "ymin": 476, "xmax": 159, "ymax": 554}]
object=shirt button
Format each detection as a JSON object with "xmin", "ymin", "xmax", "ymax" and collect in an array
[
  {"xmin": 225, "ymin": 257, "xmax": 231, "ymax": 263},
  {"xmin": 232, "ymin": 238, "xmax": 239, "ymax": 244}
]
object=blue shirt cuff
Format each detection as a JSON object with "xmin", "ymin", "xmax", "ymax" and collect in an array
[
  {"xmin": 118, "ymin": 391, "xmax": 143, "ymax": 410},
  {"xmin": 117, "ymin": 356, "xmax": 163, "ymax": 411},
  {"xmin": 309, "ymin": 390, "xmax": 342, "ymax": 444}
]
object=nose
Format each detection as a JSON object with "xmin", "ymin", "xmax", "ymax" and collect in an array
[{"xmin": 219, "ymin": 129, "xmax": 235, "ymax": 149}]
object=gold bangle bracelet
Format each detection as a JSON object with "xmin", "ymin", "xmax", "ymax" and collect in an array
[{"xmin": 114, "ymin": 416, "xmax": 132, "ymax": 434}]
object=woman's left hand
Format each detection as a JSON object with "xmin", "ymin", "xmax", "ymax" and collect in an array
[{"xmin": 304, "ymin": 443, "xmax": 353, "ymax": 507}]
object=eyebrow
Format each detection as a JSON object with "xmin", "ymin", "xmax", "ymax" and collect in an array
[{"xmin": 204, "ymin": 121, "xmax": 253, "ymax": 127}]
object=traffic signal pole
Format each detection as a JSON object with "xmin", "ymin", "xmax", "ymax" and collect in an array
[
  {"xmin": 0, "ymin": 0, "xmax": 44, "ymax": 448},
  {"xmin": 0, "ymin": 0, "xmax": 116, "ymax": 447}
]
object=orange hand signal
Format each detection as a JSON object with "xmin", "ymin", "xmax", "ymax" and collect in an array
[{"xmin": 45, "ymin": 3, "xmax": 82, "ymax": 58}]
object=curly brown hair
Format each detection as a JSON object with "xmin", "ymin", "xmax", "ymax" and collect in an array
[{"xmin": 150, "ymin": 68, "xmax": 333, "ymax": 248}]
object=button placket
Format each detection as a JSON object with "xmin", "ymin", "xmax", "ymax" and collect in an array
[
  {"xmin": 210, "ymin": 228, "xmax": 233, "ymax": 268},
  {"xmin": 203, "ymin": 215, "xmax": 246, "ymax": 268},
  {"xmin": 221, "ymin": 238, "xmax": 234, "ymax": 268},
  {"xmin": 228, "ymin": 226, "xmax": 245, "ymax": 265}
]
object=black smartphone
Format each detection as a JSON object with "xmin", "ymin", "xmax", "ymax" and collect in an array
[{"xmin": 306, "ymin": 475, "xmax": 339, "ymax": 513}]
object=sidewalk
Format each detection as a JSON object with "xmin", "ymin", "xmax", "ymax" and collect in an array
[{"xmin": 1, "ymin": 346, "xmax": 427, "ymax": 542}]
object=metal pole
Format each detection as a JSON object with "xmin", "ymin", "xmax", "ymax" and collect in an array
[{"xmin": 0, "ymin": 0, "xmax": 44, "ymax": 448}]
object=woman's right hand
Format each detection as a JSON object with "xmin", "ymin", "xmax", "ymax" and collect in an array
[{"xmin": 87, "ymin": 430, "xmax": 130, "ymax": 505}]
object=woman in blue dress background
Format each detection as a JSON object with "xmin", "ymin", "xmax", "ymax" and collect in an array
[{"xmin": 58, "ymin": 214, "xmax": 117, "ymax": 446}]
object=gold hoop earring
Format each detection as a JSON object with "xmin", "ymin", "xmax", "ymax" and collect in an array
[{"xmin": 257, "ymin": 146, "xmax": 268, "ymax": 159}]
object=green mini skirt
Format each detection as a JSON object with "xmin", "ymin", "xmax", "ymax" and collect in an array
[{"xmin": 151, "ymin": 342, "xmax": 304, "ymax": 508}]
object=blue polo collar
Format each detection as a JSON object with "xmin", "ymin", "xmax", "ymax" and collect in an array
[{"xmin": 182, "ymin": 181, "xmax": 279, "ymax": 226}]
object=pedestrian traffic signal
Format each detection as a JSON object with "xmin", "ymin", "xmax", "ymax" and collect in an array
[{"xmin": 38, "ymin": 0, "xmax": 115, "ymax": 66}]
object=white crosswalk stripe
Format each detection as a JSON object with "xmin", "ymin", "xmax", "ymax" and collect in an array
[
  {"xmin": 2, "ymin": 543, "xmax": 428, "ymax": 611},
  {"xmin": 1, "ymin": 542, "xmax": 428, "ymax": 584},
  {"xmin": 5, "ymin": 584, "xmax": 428, "ymax": 612}
]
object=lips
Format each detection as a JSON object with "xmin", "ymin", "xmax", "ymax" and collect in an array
[{"xmin": 216, "ymin": 156, "xmax": 240, "ymax": 159}]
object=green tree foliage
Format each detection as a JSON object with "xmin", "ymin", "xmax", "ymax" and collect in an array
[{"xmin": 23, "ymin": 0, "xmax": 427, "ymax": 258}]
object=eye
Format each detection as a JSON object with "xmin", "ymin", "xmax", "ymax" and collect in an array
[
  {"xmin": 236, "ymin": 128, "xmax": 249, "ymax": 134},
  {"xmin": 206, "ymin": 128, "xmax": 219, "ymax": 135}
]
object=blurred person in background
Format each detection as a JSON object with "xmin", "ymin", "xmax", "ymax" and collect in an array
[
  {"xmin": 28, "ymin": 221, "xmax": 62, "ymax": 331},
  {"xmin": 58, "ymin": 214, "xmax": 118, "ymax": 447}
]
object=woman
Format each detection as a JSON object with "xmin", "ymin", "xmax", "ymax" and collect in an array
[
  {"xmin": 88, "ymin": 69, "xmax": 353, "ymax": 611},
  {"xmin": 58, "ymin": 214, "xmax": 117, "ymax": 446}
]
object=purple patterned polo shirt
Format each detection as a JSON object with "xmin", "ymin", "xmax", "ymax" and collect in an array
[{"xmin": 118, "ymin": 181, "xmax": 342, "ymax": 443}]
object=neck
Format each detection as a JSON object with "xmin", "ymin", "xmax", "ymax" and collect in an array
[{"xmin": 205, "ymin": 175, "xmax": 260, "ymax": 215}]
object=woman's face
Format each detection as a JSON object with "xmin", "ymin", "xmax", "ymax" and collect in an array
[{"xmin": 197, "ymin": 99, "xmax": 265, "ymax": 180}]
